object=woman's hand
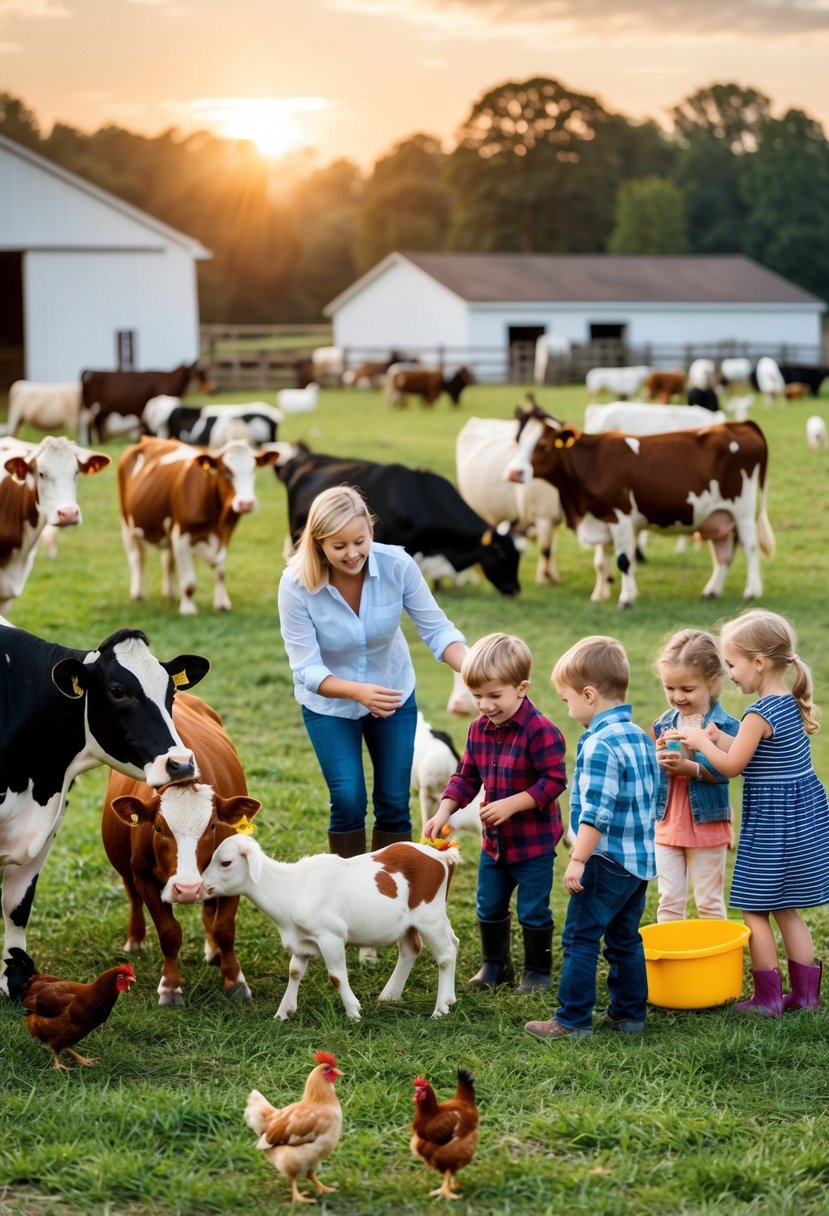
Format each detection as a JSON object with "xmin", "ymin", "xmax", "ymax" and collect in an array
[{"xmin": 356, "ymin": 684, "xmax": 404, "ymax": 717}]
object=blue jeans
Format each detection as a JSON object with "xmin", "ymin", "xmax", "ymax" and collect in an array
[
  {"xmin": 302, "ymin": 692, "xmax": 417, "ymax": 834},
  {"xmin": 476, "ymin": 849, "xmax": 554, "ymax": 928},
  {"xmin": 556, "ymin": 854, "xmax": 649, "ymax": 1032}
]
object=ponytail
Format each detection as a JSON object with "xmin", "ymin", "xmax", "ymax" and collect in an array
[{"xmin": 790, "ymin": 655, "xmax": 821, "ymax": 735}]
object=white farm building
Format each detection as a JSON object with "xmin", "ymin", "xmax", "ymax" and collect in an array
[
  {"xmin": 0, "ymin": 133, "xmax": 210, "ymax": 389},
  {"xmin": 325, "ymin": 251, "xmax": 825, "ymax": 378}
]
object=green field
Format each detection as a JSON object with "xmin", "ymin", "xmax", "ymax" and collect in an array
[{"xmin": 1, "ymin": 383, "xmax": 829, "ymax": 1215}]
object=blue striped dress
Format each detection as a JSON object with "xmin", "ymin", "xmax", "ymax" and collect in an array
[{"xmin": 730, "ymin": 694, "xmax": 829, "ymax": 911}]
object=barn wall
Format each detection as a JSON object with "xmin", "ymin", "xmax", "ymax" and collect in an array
[
  {"xmin": 331, "ymin": 261, "xmax": 468, "ymax": 353},
  {"xmin": 24, "ymin": 249, "xmax": 201, "ymax": 381}
]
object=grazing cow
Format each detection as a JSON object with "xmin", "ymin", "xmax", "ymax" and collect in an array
[
  {"xmin": 779, "ymin": 365, "xmax": 829, "ymax": 397},
  {"xmin": 720, "ymin": 357, "xmax": 752, "ymax": 388},
  {"xmin": 118, "ymin": 437, "xmax": 280, "ymax": 615},
  {"xmin": 181, "ymin": 403, "xmax": 283, "ymax": 448},
  {"xmin": 383, "ymin": 361, "xmax": 422, "ymax": 406},
  {"xmin": 0, "ymin": 436, "xmax": 110, "ymax": 614},
  {"xmin": 3, "ymin": 382, "xmax": 83, "ymax": 439},
  {"xmin": 273, "ymin": 442, "xmax": 521, "ymax": 596},
  {"xmin": 585, "ymin": 366, "xmax": 651, "ymax": 400},
  {"xmin": 806, "ymin": 416, "xmax": 828, "ymax": 450},
  {"xmin": 276, "ymin": 383, "xmax": 320, "ymax": 415},
  {"xmin": 644, "ymin": 370, "xmax": 686, "ymax": 404},
  {"xmin": 388, "ymin": 367, "xmax": 475, "ymax": 408},
  {"xmin": 456, "ymin": 414, "xmax": 563, "ymax": 585},
  {"xmin": 80, "ymin": 362, "xmax": 213, "ymax": 445},
  {"xmin": 199, "ymin": 836, "xmax": 460, "ymax": 1021},
  {"xmin": 0, "ymin": 623, "xmax": 209, "ymax": 988},
  {"xmin": 583, "ymin": 401, "xmax": 726, "ymax": 436},
  {"xmin": 310, "ymin": 346, "xmax": 345, "ymax": 385},
  {"xmin": 686, "ymin": 388, "xmax": 722, "ymax": 412},
  {"xmin": 505, "ymin": 404, "xmax": 774, "ymax": 607},
  {"xmin": 103, "ymin": 692, "xmax": 260, "ymax": 1007},
  {"xmin": 687, "ymin": 359, "xmax": 717, "ymax": 391},
  {"xmin": 754, "ymin": 357, "xmax": 786, "ymax": 405},
  {"xmin": 343, "ymin": 353, "xmax": 409, "ymax": 388}
]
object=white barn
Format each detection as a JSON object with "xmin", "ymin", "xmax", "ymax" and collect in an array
[
  {"xmin": 325, "ymin": 251, "xmax": 825, "ymax": 371},
  {"xmin": 0, "ymin": 133, "xmax": 210, "ymax": 386}
]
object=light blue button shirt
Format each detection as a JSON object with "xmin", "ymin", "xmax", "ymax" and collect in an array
[{"xmin": 277, "ymin": 542, "xmax": 466, "ymax": 720}]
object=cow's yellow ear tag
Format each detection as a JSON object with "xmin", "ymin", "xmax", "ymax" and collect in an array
[
  {"xmin": 554, "ymin": 438, "xmax": 564, "ymax": 448},
  {"xmin": 235, "ymin": 817, "xmax": 256, "ymax": 835},
  {"xmin": 565, "ymin": 435, "xmax": 576, "ymax": 448},
  {"xmin": 130, "ymin": 813, "xmax": 139, "ymax": 825},
  {"xmin": 172, "ymin": 670, "xmax": 188, "ymax": 688},
  {"xmin": 71, "ymin": 675, "xmax": 83, "ymax": 698}
]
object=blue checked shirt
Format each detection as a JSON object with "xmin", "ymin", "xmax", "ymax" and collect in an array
[{"xmin": 570, "ymin": 704, "xmax": 659, "ymax": 881}]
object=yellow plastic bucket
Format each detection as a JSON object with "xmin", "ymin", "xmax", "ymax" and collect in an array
[{"xmin": 640, "ymin": 919, "xmax": 752, "ymax": 1009}]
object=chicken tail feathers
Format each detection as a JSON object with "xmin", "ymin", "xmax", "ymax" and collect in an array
[
  {"xmin": 4, "ymin": 947, "xmax": 36, "ymax": 1002},
  {"xmin": 456, "ymin": 1068, "xmax": 476, "ymax": 1103},
  {"xmin": 244, "ymin": 1089, "xmax": 275, "ymax": 1136}
]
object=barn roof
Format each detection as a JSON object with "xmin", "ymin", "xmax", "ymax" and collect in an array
[
  {"xmin": 326, "ymin": 251, "xmax": 823, "ymax": 313},
  {"xmin": 0, "ymin": 132, "xmax": 211, "ymax": 259}
]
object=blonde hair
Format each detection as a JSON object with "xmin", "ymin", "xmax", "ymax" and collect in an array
[
  {"xmin": 286, "ymin": 485, "xmax": 375, "ymax": 592},
  {"xmin": 656, "ymin": 628, "xmax": 724, "ymax": 701},
  {"xmin": 552, "ymin": 635, "xmax": 629, "ymax": 699},
  {"xmin": 461, "ymin": 633, "xmax": 532, "ymax": 690},
  {"xmin": 721, "ymin": 608, "xmax": 820, "ymax": 734}
]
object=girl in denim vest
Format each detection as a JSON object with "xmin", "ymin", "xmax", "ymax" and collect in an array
[{"xmin": 653, "ymin": 629, "xmax": 739, "ymax": 922}]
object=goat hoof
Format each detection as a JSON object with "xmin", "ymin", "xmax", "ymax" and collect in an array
[
  {"xmin": 227, "ymin": 983, "xmax": 252, "ymax": 1000},
  {"xmin": 159, "ymin": 990, "xmax": 185, "ymax": 1008}
]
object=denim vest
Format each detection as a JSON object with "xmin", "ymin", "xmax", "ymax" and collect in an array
[{"xmin": 653, "ymin": 701, "xmax": 740, "ymax": 824}]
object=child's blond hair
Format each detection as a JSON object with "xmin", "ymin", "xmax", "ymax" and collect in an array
[
  {"xmin": 721, "ymin": 609, "xmax": 820, "ymax": 734},
  {"xmin": 461, "ymin": 633, "xmax": 532, "ymax": 691},
  {"xmin": 286, "ymin": 485, "xmax": 375, "ymax": 592},
  {"xmin": 656, "ymin": 628, "xmax": 725, "ymax": 700},
  {"xmin": 552, "ymin": 635, "xmax": 629, "ymax": 700}
]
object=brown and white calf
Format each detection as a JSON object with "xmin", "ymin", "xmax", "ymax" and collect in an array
[
  {"xmin": 117, "ymin": 436, "xmax": 279, "ymax": 614},
  {"xmin": 0, "ymin": 436, "xmax": 110, "ymax": 614},
  {"xmin": 102, "ymin": 692, "xmax": 260, "ymax": 1007},
  {"xmin": 199, "ymin": 837, "xmax": 459, "ymax": 1021},
  {"xmin": 506, "ymin": 404, "xmax": 775, "ymax": 607}
]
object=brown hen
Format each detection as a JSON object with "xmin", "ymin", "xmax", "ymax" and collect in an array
[{"xmin": 411, "ymin": 1068, "xmax": 479, "ymax": 1200}]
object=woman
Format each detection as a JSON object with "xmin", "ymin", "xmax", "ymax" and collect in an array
[{"xmin": 278, "ymin": 485, "xmax": 467, "ymax": 858}]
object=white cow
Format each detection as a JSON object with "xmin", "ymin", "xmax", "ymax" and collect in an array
[
  {"xmin": 720, "ymin": 357, "xmax": 752, "ymax": 388},
  {"xmin": 756, "ymin": 356, "xmax": 786, "ymax": 405},
  {"xmin": 3, "ymin": 381, "xmax": 83, "ymax": 439},
  {"xmin": 583, "ymin": 401, "xmax": 726, "ymax": 435},
  {"xmin": 585, "ymin": 366, "xmax": 651, "ymax": 400},
  {"xmin": 687, "ymin": 359, "xmax": 717, "ymax": 391},
  {"xmin": 456, "ymin": 415, "xmax": 563, "ymax": 585},
  {"xmin": 0, "ymin": 436, "xmax": 110, "ymax": 614},
  {"xmin": 806, "ymin": 415, "xmax": 828, "ymax": 451}
]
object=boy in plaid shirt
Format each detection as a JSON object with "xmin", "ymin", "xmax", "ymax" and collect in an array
[
  {"xmin": 525, "ymin": 635, "xmax": 659, "ymax": 1040},
  {"xmin": 423, "ymin": 633, "xmax": 567, "ymax": 993}
]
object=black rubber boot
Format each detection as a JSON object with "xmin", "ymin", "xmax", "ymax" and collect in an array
[
  {"xmin": 469, "ymin": 917, "xmax": 513, "ymax": 988},
  {"xmin": 328, "ymin": 829, "xmax": 366, "ymax": 858},
  {"xmin": 370, "ymin": 828, "xmax": 411, "ymax": 851},
  {"xmin": 516, "ymin": 923, "xmax": 553, "ymax": 994}
]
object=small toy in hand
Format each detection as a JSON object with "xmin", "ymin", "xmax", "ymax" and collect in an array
[{"xmin": 421, "ymin": 824, "xmax": 460, "ymax": 851}]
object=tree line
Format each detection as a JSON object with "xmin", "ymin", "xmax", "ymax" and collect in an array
[{"xmin": 3, "ymin": 78, "xmax": 828, "ymax": 323}]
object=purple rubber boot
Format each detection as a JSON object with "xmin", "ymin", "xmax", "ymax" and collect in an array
[
  {"xmin": 781, "ymin": 959, "xmax": 822, "ymax": 1012},
  {"xmin": 734, "ymin": 968, "xmax": 783, "ymax": 1018}
]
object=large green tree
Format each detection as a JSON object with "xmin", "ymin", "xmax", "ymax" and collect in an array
[
  {"xmin": 608, "ymin": 177, "xmax": 689, "ymax": 254},
  {"xmin": 355, "ymin": 135, "xmax": 451, "ymax": 271}
]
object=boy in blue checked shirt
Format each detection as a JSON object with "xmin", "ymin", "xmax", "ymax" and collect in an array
[
  {"xmin": 423, "ymin": 633, "xmax": 567, "ymax": 994},
  {"xmin": 526, "ymin": 636, "xmax": 660, "ymax": 1040}
]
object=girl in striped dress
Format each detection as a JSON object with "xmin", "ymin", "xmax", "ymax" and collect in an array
[{"xmin": 681, "ymin": 609, "xmax": 829, "ymax": 1018}]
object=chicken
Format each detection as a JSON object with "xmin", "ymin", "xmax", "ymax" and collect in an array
[
  {"xmin": 411, "ymin": 1068, "xmax": 479, "ymax": 1200},
  {"xmin": 4, "ymin": 946, "xmax": 135, "ymax": 1070},
  {"xmin": 244, "ymin": 1050, "xmax": 344, "ymax": 1205}
]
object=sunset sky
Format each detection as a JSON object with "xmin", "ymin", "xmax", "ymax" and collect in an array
[{"xmin": 2, "ymin": 0, "xmax": 828, "ymax": 168}]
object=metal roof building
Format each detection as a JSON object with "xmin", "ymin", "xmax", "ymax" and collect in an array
[{"xmin": 0, "ymin": 133, "xmax": 211, "ymax": 388}]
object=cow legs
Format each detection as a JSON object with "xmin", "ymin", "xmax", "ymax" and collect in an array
[
  {"xmin": 211, "ymin": 560, "xmax": 232, "ymax": 613},
  {"xmin": 701, "ymin": 534, "xmax": 736, "ymax": 598},
  {"xmin": 202, "ymin": 896, "xmax": 251, "ymax": 998},
  {"xmin": 378, "ymin": 927, "xmax": 423, "ymax": 1004},
  {"xmin": 170, "ymin": 527, "xmax": 198, "ymax": 616},
  {"xmin": 0, "ymin": 851, "xmax": 47, "ymax": 994},
  {"xmin": 159, "ymin": 548, "xmax": 176, "ymax": 600},
  {"xmin": 119, "ymin": 871, "xmax": 147, "ymax": 953},
  {"xmin": 135, "ymin": 878, "xmax": 185, "ymax": 1006},
  {"xmin": 610, "ymin": 521, "xmax": 639, "ymax": 607},
  {"xmin": 121, "ymin": 520, "xmax": 146, "ymax": 602},
  {"xmin": 275, "ymin": 953, "xmax": 311, "ymax": 1020},
  {"xmin": 534, "ymin": 516, "xmax": 559, "ymax": 585},
  {"xmin": 590, "ymin": 544, "xmax": 613, "ymax": 602}
]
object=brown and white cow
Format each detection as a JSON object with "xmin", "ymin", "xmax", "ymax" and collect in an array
[
  {"xmin": 644, "ymin": 370, "xmax": 686, "ymax": 404},
  {"xmin": 505, "ymin": 404, "xmax": 775, "ymax": 607},
  {"xmin": 102, "ymin": 692, "xmax": 260, "ymax": 1007},
  {"xmin": 388, "ymin": 367, "xmax": 475, "ymax": 408},
  {"xmin": 80, "ymin": 362, "xmax": 213, "ymax": 445},
  {"xmin": 117, "ymin": 437, "xmax": 279, "ymax": 615},
  {"xmin": 0, "ymin": 436, "xmax": 110, "ymax": 614}
]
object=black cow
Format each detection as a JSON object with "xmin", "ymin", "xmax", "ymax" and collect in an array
[
  {"xmin": 777, "ymin": 365, "xmax": 829, "ymax": 397},
  {"xmin": 80, "ymin": 362, "xmax": 213, "ymax": 445},
  {"xmin": 273, "ymin": 443, "xmax": 521, "ymax": 596},
  {"xmin": 686, "ymin": 388, "xmax": 721, "ymax": 411},
  {"xmin": 0, "ymin": 624, "xmax": 210, "ymax": 988}
]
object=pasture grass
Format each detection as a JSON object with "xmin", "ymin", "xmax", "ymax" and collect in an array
[{"xmin": 1, "ymin": 383, "xmax": 829, "ymax": 1214}]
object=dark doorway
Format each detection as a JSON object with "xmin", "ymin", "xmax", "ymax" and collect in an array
[
  {"xmin": 508, "ymin": 325, "xmax": 546, "ymax": 383},
  {"xmin": 589, "ymin": 322, "xmax": 626, "ymax": 342},
  {"xmin": 0, "ymin": 252, "xmax": 24, "ymax": 392}
]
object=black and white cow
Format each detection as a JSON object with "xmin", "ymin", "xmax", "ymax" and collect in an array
[
  {"xmin": 272, "ymin": 442, "xmax": 521, "ymax": 596},
  {"xmin": 0, "ymin": 623, "xmax": 210, "ymax": 989}
]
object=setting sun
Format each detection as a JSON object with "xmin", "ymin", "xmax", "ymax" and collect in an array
[{"xmin": 195, "ymin": 96, "xmax": 332, "ymax": 159}]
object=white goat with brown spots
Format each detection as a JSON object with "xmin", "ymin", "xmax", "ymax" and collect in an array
[{"xmin": 199, "ymin": 836, "xmax": 459, "ymax": 1021}]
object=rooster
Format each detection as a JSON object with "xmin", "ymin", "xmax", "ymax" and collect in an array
[
  {"xmin": 244, "ymin": 1050, "xmax": 343, "ymax": 1205},
  {"xmin": 411, "ymin": 1068, "xmax": 479, "ymax": 1200},
  {"xmin": 5, "ymin": 947, "xmax": 135, "ymax": 1070}
]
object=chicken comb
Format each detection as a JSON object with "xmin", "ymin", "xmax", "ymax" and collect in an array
[
  {"xmin": 413, "ymin": 1075, "xmax": 429, "ymax": 1087},
  {"xmin": 314, "ymin": 1050, "xmax": 338, "ymax": 1068},
  {"xmin": 118, "ymin": 964, "xmax": 136, "ymax": 977}
]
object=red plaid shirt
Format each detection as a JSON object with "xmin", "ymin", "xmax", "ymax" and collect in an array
[{"xmin": 442, "ymin": 697, "xmax": 567, "ymax": 862}]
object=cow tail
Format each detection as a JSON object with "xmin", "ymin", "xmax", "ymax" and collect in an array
[{"xmin": 757, "ymin": 475, "xmax": 775, "ymax": 559}]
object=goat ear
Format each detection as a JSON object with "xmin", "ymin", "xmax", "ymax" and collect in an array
[{"xmin": 242, "ymin": 838, "xmax": 263, "ymax": 883}]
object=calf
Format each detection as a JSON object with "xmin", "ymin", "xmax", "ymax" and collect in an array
[
  {"xmin": 3, "ymin": 382, "xmax": 83, "ymax": 439},
  {"xmin": 103, "ymin": 692, "xmax": 260, "ymax": 1006},
  {"xmin": 0, "ymin": 436, "xmax": 110, "ymax": 614},
  {"xmin": 389, "ymin": 366, "xmax": 475, "ymax": 408},
  {"xmin": 0, "ymin": 623, "xmax": 209, "ymax": 987},
  {"xmin": 199, "ymin": 836, "xmax": 459, "ymax": 1020},
  {"xmin": 118, "ymin": 437, "xmax": 279, "ymax": 614},
  {"xmin": 644, "ymin": 370, "xmax": 686, "ymax": 404}
]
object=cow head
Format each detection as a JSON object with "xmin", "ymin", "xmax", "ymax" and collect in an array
[
  {"xmin": 111, "ymin": 782, "xmax": 261, "ymax": 903},
  {"xmin": 478, "ymin": 522, "xmax": 521, "ymax": 596},
  {"xmin": 506, "ymin": 411, "xmax": 573, "ymax": 485},
  {"xmin": 194, "ymin": 441, "xmax": 279, "ymax": 514},
  {"xmin": 51, "ymin": 629, "xmax": 210, "ymax": 786},
  {"xmin": 4, "ymin": 436, "xmax": 110, "ymax": 527}
]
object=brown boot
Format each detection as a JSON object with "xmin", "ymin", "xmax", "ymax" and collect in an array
[
  {"xmin": 328, "ymin": 829, "xmax": 366, "ymax": 858},
  {"xmin": 370, "ymin": 828, "xmax": 411, "ymax": 851}
]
